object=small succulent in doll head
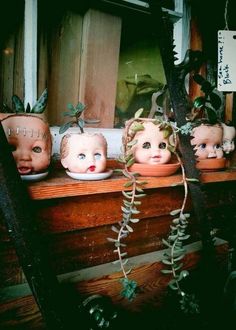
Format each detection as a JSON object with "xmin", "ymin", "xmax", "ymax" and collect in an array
[
  {"xmin": 1, "ymin": 89, "xmax": 52, "ymax": 175},
  {"xmin": 60, "ymin": 132, "xmax": 107, "ymax": 174}
]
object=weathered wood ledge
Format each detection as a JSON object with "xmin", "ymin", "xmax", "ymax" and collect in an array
[{"xmin": 27, "ymin": 163, "xmax": 236, "ymax": 200}]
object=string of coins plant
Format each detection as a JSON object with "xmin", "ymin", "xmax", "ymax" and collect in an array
[{"xmin": 108, "ymin": 109, "xmax": 200, "ymax": 312}]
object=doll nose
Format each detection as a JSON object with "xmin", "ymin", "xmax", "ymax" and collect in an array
[
  {"xmin": 207, "ymin": 148, "xmax": 217, "ymax": 158},
  {"xmin": 19, "ymin": 150, "xmax": 32, "ymax": 161}
]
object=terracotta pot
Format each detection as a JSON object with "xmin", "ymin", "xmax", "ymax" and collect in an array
[
  {"xmin": 1, "ymin": 114, "xmax": 52, "ymax": 176},
  {"xmin": 128, "ymin": 159, "xmax": 180, "ymax": 176},
  {"xmin": 196, "ymin": 157, "xmax": 226, "ymax": 171}
]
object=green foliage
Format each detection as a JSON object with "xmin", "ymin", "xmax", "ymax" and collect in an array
[
  {"xmin": 187, "ymin": 74, "xmax": 222, "ymax": 125},
  {"xmin": 161, "ymin": 166, "xmax": 200, "ymax": 314},
  {"xmin": 120, "ymin": 278, "xmax": 138, "ymax": 301},
  {"xmin": 59, "ymin": 101, "xmax": 86, "ymax": 134},
  {"xmin": 108, "ymin": 109, "xmax": 180, "ymax": 301},
  {"xmin": 2, "ymin": 89, "xmax": 48, "ymax": 114}
]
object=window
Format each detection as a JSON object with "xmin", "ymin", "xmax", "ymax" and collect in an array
[{"xmin": 0, "ymin": 0, "xmax": 189, "ymax": 157}]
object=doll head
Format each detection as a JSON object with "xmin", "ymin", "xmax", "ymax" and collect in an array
[
  {"xmin": 129, "ymin": 121, "xmax": 172, "ymax": 165},
  {"xmin": 60, "ymin": 132, "xmax": 107, "ymax": 173},
  {"xmin": 191, "ymin": 123, "xmax": 223, "ymax": 160},
  {"xmin": 1, "ymin": 114, "xmax": 52, "ymax": 175},
  {"xmin": 222, "ymin": 123, "xmax": 236, "ymax": 154}
]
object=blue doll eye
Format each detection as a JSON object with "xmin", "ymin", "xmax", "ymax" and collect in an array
[
  {"xmin": 78, "ymin": 153, "xmax": 86, "ymax": 160},
  {"xmin": 199, "ymin": 143, "xmax": 206, "ymax": 149},
  {"xmin": 94, "ymin": 153, "xmax": 101, "ymax": 160}
]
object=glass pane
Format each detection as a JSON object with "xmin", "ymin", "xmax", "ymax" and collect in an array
[{"xmin": 115, "ymin": 14, "xmax": 167, "ymax": 127}]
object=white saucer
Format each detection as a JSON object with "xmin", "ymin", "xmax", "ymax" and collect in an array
[
  {"xmin": 20, "ymin": 171, "xmax": 49, "ymax": 182},
  {"xmin": 66, "ymin": 169, "xmax": 113, "ymax": 181}
]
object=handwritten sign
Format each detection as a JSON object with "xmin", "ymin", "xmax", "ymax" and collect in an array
[{"xmin": 218, "ymin": 30, "xmax": 236, "ymax": 91}]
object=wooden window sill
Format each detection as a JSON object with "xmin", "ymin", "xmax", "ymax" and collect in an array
[{"xmin": 27, "ymin": 160, "xmax": 236, "ymax": 200}]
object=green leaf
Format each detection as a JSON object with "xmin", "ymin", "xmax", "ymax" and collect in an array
[
  {"xmin": 206, "ymin": 107, "xmax": 218, "ymax": 124},
  {"xmin": 134, "ymin": 108, "xmax": 144, "ymax": 118},
  {"xmin": 67, "ymin": 103, "xmax": 75, "ymax": 111},
  {"xmin": 59, "ymin": 121, "xmax": 75, "ymax": 134},
  {"xmin": 122, "ymin": 191, "xmax": 132, "ymax": 199},
  {"xmin": 130, "ymin": 218, "xmax": 140, "ymax": 223},
  {"xmin": 209, "ymin": 92, "xmax": 221, "ymax": 110},
  {"xmin": 31, "ymin": 88, "xmax": 48, "ymax": 113},
  {"xmin": 170, "ymin": 209, "xmax": 181, "ymax": 216},
  {"xmin": 126, "ymin": 157, "xmax": 135, "ymax": 167},
  {"xmin": 124, "ymin": 181, "xmax": 133, "ymax": 188},
  {"xmin": 186, "ymin": 178, "xmax": 199, "ymax": 182},
  {"xmin": 162, "ymin": 259, "xmax": 172, "ymax": 265},
  {"xmin": 127, "ymin": 139, "xmax": 138, "ymax": 147},
  {"xmin": 193, "ymin": 96, "xmax": 205, "ymax": 108},
  {"xmin": 12, "ymin": 94, "xmax": 25, "ymax": 112},
  {"xmin": 131, "ymin": 122, "xmax": 145, "ymax": 132},
  {"xmin": 126, "ymin": 224, "xmax": 133, "ymax": 232},
  {"xmin": 161, "ymin": 269, "xmax": 173, "ymax": 274}
]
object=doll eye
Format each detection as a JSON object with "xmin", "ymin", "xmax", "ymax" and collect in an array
[
  {"xmin": 94, "ymin": 153, "xmax": 101, "ymax": 160},
  {"xmin": 78, "ymin": 153, "xmax": 86, "ymax": 160},
  {"xmin": 214, "ymin": 144, "xmax": 221, "ymax": 150},
  {"xmin": 142, "ymin": 142, "xmax": 151, "ymax": 149},
  {"xmin": 199, "ymin": 143, "xmax": 206, "ymax": 149},
  {"xmin": 32, "ymin": 146, "xmax": 42, "ymax": 153},
  {"xmin": 159, "ymin": 142, "xmax": 167, "ymax": 149}
]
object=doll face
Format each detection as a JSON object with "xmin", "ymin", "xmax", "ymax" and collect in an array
[
  {"xmin": 60, "ymin": 133, "xmax": 107, "ymax": 173},
  {"xmin": 132, "ymin": 122, "xmax": 171, "ymax": 165},
  {"xmin": 2, "ymin": 115, "xmax": 52, "ymax": 175},
  {"xmin": 222, "ymin": 123, "xmax": 236, "ymax": 154},
  {"xmin": 191, "ymin": 124, "xmax": 223, "ymax": 160}
]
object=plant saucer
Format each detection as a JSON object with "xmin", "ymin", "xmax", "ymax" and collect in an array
[
  {"xmin": 20, "ymin": 171, "xmax": 49, "ymax": 182},
  {"xmin": 66, "ymin": 169, "xmax": 113, "ymax": 181},
  {"xmin": 196, "ymin": 157, "xmax": 226, "ymax": 171},
  {"xmin": 128, "ymin": 162, "xmax": 180, "ymax": 177}
]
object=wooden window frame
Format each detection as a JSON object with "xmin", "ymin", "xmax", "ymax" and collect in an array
[{"xmin": 24, "ymin": 0, "xmax": 189, "ymax": 157}]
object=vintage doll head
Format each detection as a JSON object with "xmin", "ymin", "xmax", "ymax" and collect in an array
[
  {"xmin": 222, "ymin": 123, "xmax": 236, "ymax": 154},
  {"xmin": 129, "ymin": 121, "xmax": 172, "ymax": 165},
  {"xmin": 60, "ymin": 132, "xmax": 107, "ymax": 173},
  {"xmin": 191, "ymin": 123, "xmax": 223, "ymax": 160},
  {"xmin": 1, "ymin": 114, "xmax": 52, "ymax": 175}
]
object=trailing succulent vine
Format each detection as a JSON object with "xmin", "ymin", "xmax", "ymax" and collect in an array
[
  {"xmin": 107, "ymin": 108, "xmax": 200, "ymax": 313},
  {"xmin": 108, "ymin": 108, "xmax": 183, "ymax": 301},
  {"xmin": 161, "ymin": 152, "xmax": 200, "ymax": 314}
]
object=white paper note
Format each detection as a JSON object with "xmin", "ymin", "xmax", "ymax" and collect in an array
[{"xmin": 218, "ymin": 30, "xmax": 236, "ymax": 91}]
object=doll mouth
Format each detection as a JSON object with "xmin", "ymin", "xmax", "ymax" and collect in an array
[
  {"xmin": 18, "ymin": 167, "xmax": 32, "ymax": 175},
  {"xmin": 88, "ymin": 165, "xmax": 96, "ymax": 172}
]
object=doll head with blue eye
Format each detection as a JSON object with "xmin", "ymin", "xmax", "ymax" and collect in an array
[
  {"xmin": 60, "ymin": 132, "xmax": 107, "ymax": 173},
  {"xmin": 191, "ymin": 123, "xmax": 224, "ymax": 160}
]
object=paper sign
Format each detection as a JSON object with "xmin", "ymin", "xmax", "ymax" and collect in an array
[{"xmin": 218, "ymin": 30, "xmax": 236, "ymax": 91}]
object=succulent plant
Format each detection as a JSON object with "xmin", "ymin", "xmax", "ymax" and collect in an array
[
  {"xmin": 1, "ymin": 89, "xmax": 48, "ymax": 114},
  {"xmin": 59, "ymin": 101, "xmax": 86, "ymax": 134}
]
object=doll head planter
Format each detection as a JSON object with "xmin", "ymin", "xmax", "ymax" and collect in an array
[
  {"xmin": 1, "ymin": 114, "xmax": 52, "ymax": 180},
  {"xmin": 60, "ymin": 132, "xmax": 111, "ymax": 180},
  {"xmin": 190, "ymin": 123, "xmax": 226, "ymax": 170},
  {"xmin": 123, "ymin": 117, "xmax": 180, "ymax": 176},
  {"xmin": 222, "ymin": 123, "xmax": 236, "ymax": 155}
]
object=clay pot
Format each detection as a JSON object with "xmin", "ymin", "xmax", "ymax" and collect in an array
[
  {"xmin": 128, "ymin": 159, "xmax": 180, "ymax": 176},
  {"xmin": 195, "ymin": 158, "xmax": 226, "ymax": 171}
]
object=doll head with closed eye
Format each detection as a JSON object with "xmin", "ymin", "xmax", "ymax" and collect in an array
[{"xmin": 1, "ymin": 114, "xmax": 52, "ymax": 175}]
